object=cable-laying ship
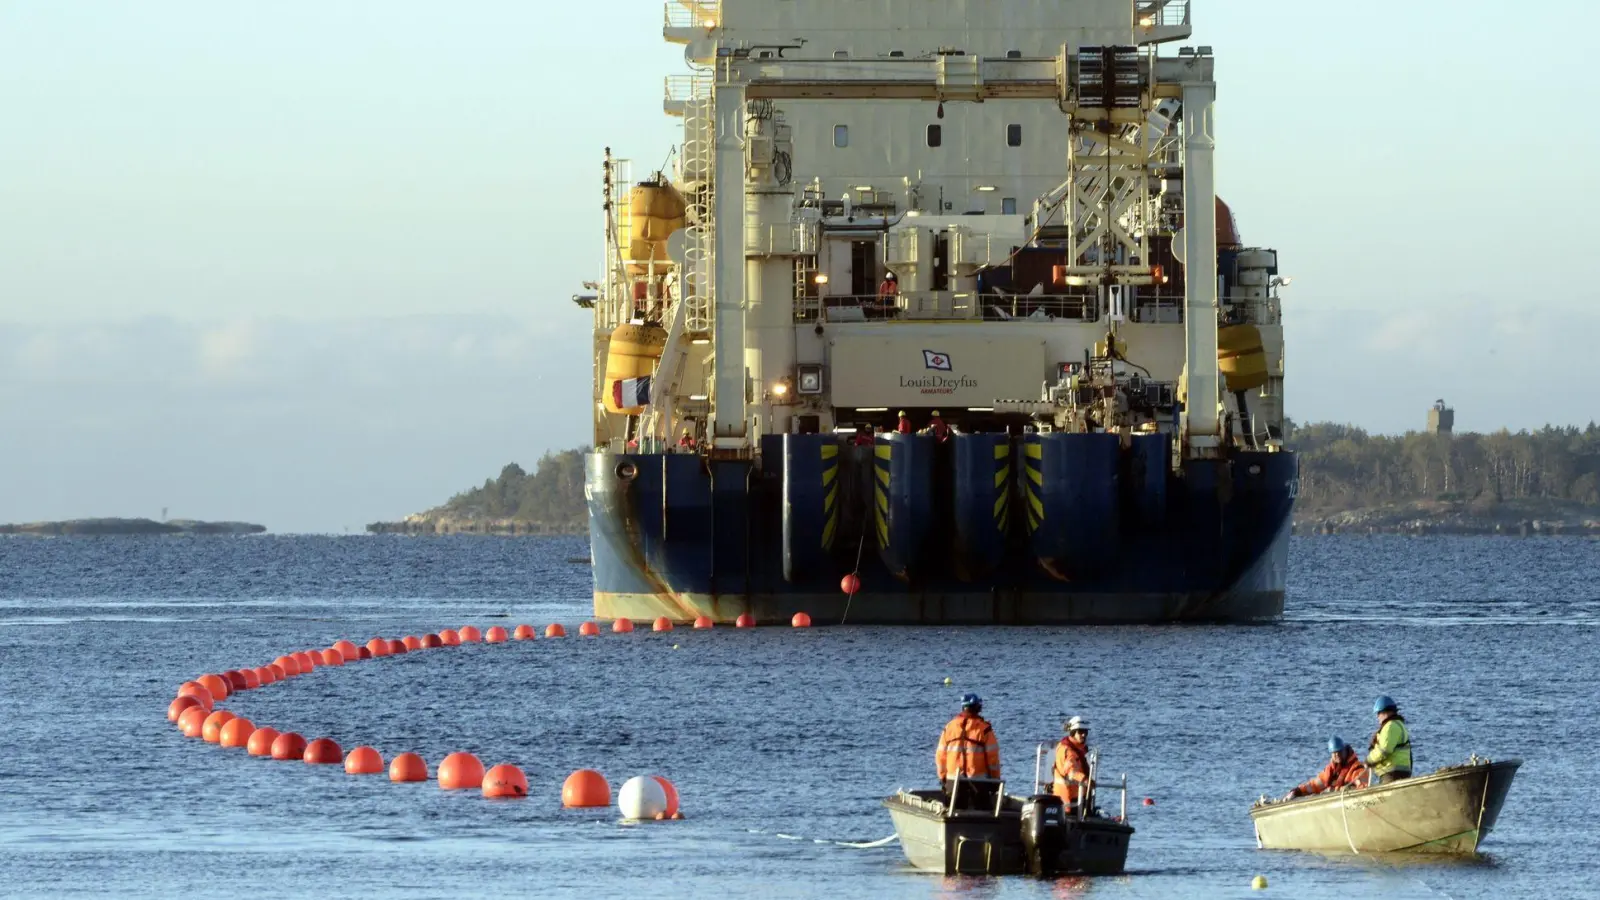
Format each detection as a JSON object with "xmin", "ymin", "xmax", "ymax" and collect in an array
[{"xmin": 577, "ymin": 0, "xmax": 1297, "ymax": 624}]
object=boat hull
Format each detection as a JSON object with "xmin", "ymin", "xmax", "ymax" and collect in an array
[
  {"xmin": 1249, "ymin": 760, "xmax": 1520, "ymax": 854},
  {"xmin": 884, "ymin": 790, "xmax": 1133, "ymax": 876},
  {"xmin": 587, "ymin": 436, "xmax": 1296, "ymax": 624}
]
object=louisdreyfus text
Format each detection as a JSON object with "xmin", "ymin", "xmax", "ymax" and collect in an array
[{"xmin": 900, "ymin": 374, "xmax": 979, "ymax": 395}]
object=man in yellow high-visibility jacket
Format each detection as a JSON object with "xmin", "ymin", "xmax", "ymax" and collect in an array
[{"xmin": 1367, "ymin": 695, "xmax": 1413, "ymax": 783}]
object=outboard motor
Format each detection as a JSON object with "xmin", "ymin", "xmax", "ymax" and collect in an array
[{"xmin": 1020, "ymin": 794, "xmax": 1067, "ymax": 876}]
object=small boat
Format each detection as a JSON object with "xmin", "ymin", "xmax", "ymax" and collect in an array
[
  {"xmin": 885, "ymin": 748, "xmax": 1135, "ymax": 877},
  {"xmin": 1249, "ymin": 756, "xmax": 1520, "ymax": 854}
]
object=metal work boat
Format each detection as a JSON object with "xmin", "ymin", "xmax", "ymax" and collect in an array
[
  {"xmin": 1249, "ymin": 758, "xmax": 1521, "ymax": 855},
  {"xmin": 579, "ymin": 0, "xmax": 1297, "ymax": 624},
  {"xmin": 885, "ymin": 787, "xmax": 1133, "ymax": 876}
]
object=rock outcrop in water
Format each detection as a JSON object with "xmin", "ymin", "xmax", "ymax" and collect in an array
[
  {"xmin": 0, "ymin": 518, "xmax": 267, "ymax": 536},
  {"xmin": 366, "ymin": 449, "xmax": 586, "ymax": 536}
]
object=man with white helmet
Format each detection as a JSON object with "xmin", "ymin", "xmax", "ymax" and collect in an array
[{"xmin": 1052, "ymin": 716, "xmax": 1094, "ymax": 810}]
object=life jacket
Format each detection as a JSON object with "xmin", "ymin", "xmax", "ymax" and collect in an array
[
  {"xmin": 897, "ymin": 417, "xmax": 913, "ymax": 435},
  {"xmin": 1051, "ymin": 737, "xmax": 1090, "ymax": 804},
  {"xmin": 1296, "ymin": 748, "xmax": 1367, "ymax": 796},
  {"xmin": 936, "ymin": 713, "xmax": 1001, "ymax": 781},
  {"xmin": 1367, "ymin": 716, "xmax": 1413, "ymax": 776},
  {"xmin": 929, "ymin": 419, "xmax": 950, "ymax": 442}
]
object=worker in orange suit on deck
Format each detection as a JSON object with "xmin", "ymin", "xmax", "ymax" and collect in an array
[
  {"xmin": 1283, "ymin": 737, "xmax": 1368, "ymax": 800},
  {"xmin": 1052, "ymin": 716, "xmax": 1094, "ymax": 809},
  {"xmin": 897, "ymin": 410, "xmax": 913, "ymax": 435},
  {"xmin": 937, "ymin": 694, "xmax": 1001, "ymax": 803}
]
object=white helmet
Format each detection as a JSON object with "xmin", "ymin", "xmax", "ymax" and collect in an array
[{"xmin": 1063, "ymin": 716, "xmax": 1090, "ymax": 734}]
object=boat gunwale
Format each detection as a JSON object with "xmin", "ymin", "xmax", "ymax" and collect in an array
[{"xmin": 1248, "ymin": 758, "xmax": 1522, "ymax": 823}]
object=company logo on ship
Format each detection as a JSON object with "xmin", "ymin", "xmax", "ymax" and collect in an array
[{"xmin": 907, "ymin": 350, "xmax": 972, "ymax": 393}]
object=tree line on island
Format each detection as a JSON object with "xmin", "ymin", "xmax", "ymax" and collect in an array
[{"xmin": 366, "ymin": 423, "xmax": 1600, "ymax": 535}]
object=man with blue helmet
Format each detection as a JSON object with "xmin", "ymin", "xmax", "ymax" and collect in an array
[
  {"xmin": 1367, "ymin": 695, "xmax": 1413, "ymax": 783},
  {"xmin": 1283, "ymin": 737, "xmax": 1367, "ymax": 800},
  {"xmin": 937, "ymin": 693, "xmax": 1001, "ymax": 797}
]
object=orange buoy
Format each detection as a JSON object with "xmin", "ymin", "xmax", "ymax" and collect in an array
[
  {"xmin": 791, "ymin": 612, "xmax": 812, "ymax": 628},
  {"xmin": 652, "ymin": 776, "xmax": 681, "ymax": 817},
  {"xmin": 223, "ymin": 670, "xmax": 249, "ymax": 692},
  {"xmin": 168, "ymin": 695, "xmax": 202, "ymax": 721},
  {"xmin": 319, "ymin": 647, "xmax": 345, "ymax": 667},
  {"xmin": 485, "ymin": 626, "xmax": 509, "ymax": 643},
  {"xmin": 1143, "ymin": 797, "xmax": 1155, "ymax": 806},
  {"xmin": 254, "ymin": 666, "xmax": 277, "ymax": 685},
  {"xmin": 176, "ymin": 685, "xmax": 214, "ymax": 711},
  {"xmin": 247, "ymin": 726, "xmax": 281, "ymax": 756},
  {"xmin": 303, "ymin": 737, "xmax": 342, "ymax": 765},
  {"xmin": 332, "ymin": 639, "xmax": 360, "ymax": 661},
  {"xmin": 271, "ymin": 732, "xmax": 308, "ymax": 761},
  {"xmin": 578, "ymin": 622, "xmax": 600, "ymax": 637},
  {"xmin": 612, "ymin": 618, "xmax": 634, "ymax": 633},
  {"xmin": 293, "ymin": 651, "xmax": 316, "ymax": 672},
  {"xmin": 307, "ymin": 649, "xmax": 327, "ymax": 667},
  {"xmin": 275, "ymin": 655, "xmax": 303, "ymax": 675},
  {"xmin": 219, "ymin": 717, "xmax": 255, "ymax": 749},
  {"xmin": 545, "ymin": 624, "xmax": 566, "ymax": 638},
  {"xmin": 389, "ymin": 752, "xmax": 429, "ymax": 783},
  {"xmin": 177, "ymin": 705, "xmax": 210, "ymax": 737},
  {"xmin": 841, "ymin": 572, "xmax": 861, "ymax": 595},
  {"xmin": 459, "ymin": 625, "xmax": 483, "ymax": 643},
  {"xmin": 402, "ymin": 635, "xmax": 423, "ymax": 651},
  {"xmin": 387, "ymin": 639, "xmax": 406, "ymax": 655},
  {"xmin": 513, "ymin": 624, "xmax": 536, "ymax": 640},
  {"xmin": 357, "ymin": 647, "xmax": 373, "ymax": 660},
  {"xmin": 437, "ymin": 752, "xmax": 485, "ymax": 790},
  {"xmin": 344, "ymin": 746, "xmax": 384, "ymax": 775},
  {"xmin": 736, "ymin": 613, "xmax": 756, "ymax": 628},
  {"xmin": 653, "ymin": 617, "xmax": 673, "ymax": 632},
  {"xmin": 240, "ymin": 668, "xmax": 262, "ymax": 689},
  {"xmin": 482, "ymin": 763, "xmax": 528, "ymax": 799},
  {"xmin": 201, "ymin": 710, "xmax": 237, "ymax": 743},
  {"xmin": 267, "ymin": 663, "xmax": 288, "ymax": 680},
  {"xmin": 693, "ymin": 616, "xmax": 714, "ymax": 629},
  {"xmin": 561, "ymin": 769, "xmax": 612, "ymax": 808},
  {"xmin": 440, "ymin": 629, "xmax": 461, "ymax": 646},
  {"xmin": 422, "ymin": 633, "xmax": 443, "ymax": 648},
  {"xmin": 365, "ymin": 639, "xmax": 390, "ymax": 658},
  {"xmin": 198, "ymin": 673, "xmax": 231, "ymax": 702}
]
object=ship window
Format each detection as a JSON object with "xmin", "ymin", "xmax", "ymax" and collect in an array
[
  {"xmin": 834, "ymin": 125, "xmax": 849, "ymax": 148},
  {"xmin": 1007, "ymin": 124, "xmax": 1023, "ymax": 147},
  {"xmin": 757, "ymin": 50, "xmax": 773, "ymax": 59},
  {"xmin": 1001, "ymin": 197, "xmax": 1017, "ymax": 215},
  {"xmin": 834, "ymin": 50, "xmax": 849, "ymax": 59},
  {"xmin": 889, "ymin": 50, "xmax": 905, "ymax": 58},
  {"xmin": 1006, "ymin": 50, "xmax": 1022, "ymax": 59},
  {"xmin": 926, "ymin": 124, "xmax": 942, "ymax": 147}
]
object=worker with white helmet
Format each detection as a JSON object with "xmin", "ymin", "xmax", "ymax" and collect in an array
[{"xmin": 1052, "ymin": 716, "xmax": 1094, "ymax": 809}]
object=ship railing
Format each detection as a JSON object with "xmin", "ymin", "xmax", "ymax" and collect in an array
[
  {"xmin": 665, "ymin": 0, "xmax": 720, "ymax": 31},
  {"xmin": 664, "ymin": 74, "xmax": 712, "ymax": 116},
  {"xmin": 1137, "ymin": 0, "xmax": 1189, "ymax": 28},
  {"xmin": 744, "ymin": 222, "xmax": 815, "ymax": 256}
]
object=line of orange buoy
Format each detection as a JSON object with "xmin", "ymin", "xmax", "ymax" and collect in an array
[{"xmin": 167, "ymin": 623, "xmax": 696, "ymax": 811}]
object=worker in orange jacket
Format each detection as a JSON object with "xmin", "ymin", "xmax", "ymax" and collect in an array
[
  {"xmin": 937, "ymin": 693, "xmax": 1001, "ymax": 793},
  {"xmin": 1284, "ymin": 737, "xmax": 1369, "ymax": 800},
  {"xmin": 1052, "ymin": 716, "xmax": 1094, "ymax": 808}
]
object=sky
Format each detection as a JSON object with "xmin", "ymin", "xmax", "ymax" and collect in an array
[{"xmin": 1, "ymin": 1, "xmax": 1595, "ymax": 532}]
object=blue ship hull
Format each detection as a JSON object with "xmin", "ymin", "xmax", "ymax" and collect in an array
[{"xmin": 586, "ymin": 434, "xmax": 1296, "ymax": 624}]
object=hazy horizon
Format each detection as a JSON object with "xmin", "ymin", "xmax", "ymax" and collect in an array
[{"xmin": 3, "ymin": 1, "xmax": 1594, "ymax": 532}]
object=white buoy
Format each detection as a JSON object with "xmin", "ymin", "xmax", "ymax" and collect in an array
[{"xmin": 618, "ymin": 775, "xmax": 668, "ymax": 820}]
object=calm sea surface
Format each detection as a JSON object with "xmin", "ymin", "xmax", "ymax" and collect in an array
[{"xmin": 0, "ymin": 536, "xmax": 1596, "ymax": 899}]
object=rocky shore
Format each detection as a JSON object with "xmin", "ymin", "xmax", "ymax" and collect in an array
[
  {"xmin": 0, "ymin": 518, "xmax": 267, "ymax": 536},
  {"xmin": 365, "ymin": 514, "xmax": 580, "ymax": 536},
  {"xmin": 1293, "ymin": 498, "xmax": 1600, "ymax": 536}
]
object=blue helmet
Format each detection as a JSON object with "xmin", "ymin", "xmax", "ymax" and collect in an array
[
  {"xmin": 961, "ymin": 693, "xmax": 983, "ymax": 711},
  {"xmin": 1328, "ymin": 736, "xmax": 1348, "ymax": 754},
  {"xmin": 1373, "ymin": 695, "xmax": 1398, "ymax": 714}
]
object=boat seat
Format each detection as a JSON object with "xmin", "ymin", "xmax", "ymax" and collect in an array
[{"xmin": 943, "ymin": 777, "xmax": 1004, "ymax": 811}]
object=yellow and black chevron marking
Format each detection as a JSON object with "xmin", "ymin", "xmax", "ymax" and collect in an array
[
  {"xmin": 1024, "ymin": 441, "xmax": 1044, "ymax": 534},
  {"xmin": 992, "ymin": 442, "xmax": 1012, "ymax": 530},
  {"xmin": 874, "ymin": 442, "xmax": 892, "ymax": 548},
  {"xmin": 821, "ymin": 444, "xmax": 839, "ymax": 549}
]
